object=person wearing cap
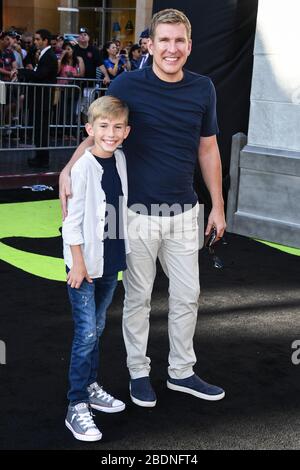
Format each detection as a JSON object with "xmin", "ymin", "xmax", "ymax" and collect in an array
[
  {"xmin": 7, "ymin": 31, "xmax": 23, "ymax": 69},
  {"xmin": 0, "ymin": 31, "xmax": 17, "ymax": 81},
  {"xmin": 0, "ymin": 31, "xmax": 18, "ymax": 137},
  {"xmin": 74, "ymin": 27, "xmax": 110, "ymax": 85},
  {"xmin": 138, "ymin": 29, "xmax": 151, "ymax": 69}
]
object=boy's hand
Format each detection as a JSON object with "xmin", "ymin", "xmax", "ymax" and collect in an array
[
  {"xmin": 67, "ymin": 264, "xmax": 93, "ymax": 289},
  {"xmin": 59, "ymin": 168, "xmax": 72, "ymax": 220}
]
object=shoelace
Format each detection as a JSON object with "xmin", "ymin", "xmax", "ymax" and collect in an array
[
  {"xmin": 95, "ymin": 387, "xmax": 114, "ymax": 403},
  {"xmin": 77, "ymin": 410, "xmax": 97, "ymax": 430}
]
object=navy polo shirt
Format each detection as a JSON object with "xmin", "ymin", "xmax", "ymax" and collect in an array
[
  {"xmin": 107, "ymin": 66, "xmax": 219, "ymax": 214},
  {"xmin": 94, "ymin": 154, "xmax": 126, "ymax": 275}
]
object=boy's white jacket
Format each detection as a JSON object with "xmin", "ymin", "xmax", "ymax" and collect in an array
[{"xmin": 62, "ymin": 147, "xmax": 130, "ymax": 278}]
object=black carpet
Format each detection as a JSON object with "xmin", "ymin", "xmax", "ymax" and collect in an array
[{"xmin": 0, "ymin": 191, "xmax": 300, "ymax": 449}]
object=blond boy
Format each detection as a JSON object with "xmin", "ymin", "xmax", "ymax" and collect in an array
[{"xmin": 62, "ymin": 96, "xmax": 130, "ymax": 441}]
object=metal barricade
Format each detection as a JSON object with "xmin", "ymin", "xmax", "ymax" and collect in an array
[
  {"xmin": 0, "ymin": 79, "xmax": 107, "ymax": 153},
  {"xmin": 0, "ymin": 81, "xmax": 80, "ymax": 150},
  {"xmin": 57, "ymin": 77, "xmax": 107, "ymax": 118},
  {"xmin": 0, "ymin": 81, "xmax": 82, "ymax": 151}
]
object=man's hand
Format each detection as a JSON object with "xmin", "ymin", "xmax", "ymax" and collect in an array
[
  {"xmin": 59, "ymin": 167, "xmax": 72, "ymax": 220},
  {"xmin": 59, "ymin": 134, "xmax": 94, "ymax": 219},
  {"xmin": 205, "ymin": 205, "xmax": 226, "ymax": 241},
  {"xmin": 10, "ymin": 70, "xmax": 17, "ymax": 80},
  {"xmin": 14, "ymin": 44, "xmax": 22, "ymax": 54},
  {"xmin": 198, "ymin": 135, "xmax": 226, "ymax": 241},
  {"xmin": 67, "ymin": 263, "xmax": 93, "ymax": 289}
]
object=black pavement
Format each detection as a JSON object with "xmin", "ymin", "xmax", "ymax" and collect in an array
[{"xmin": 0, "ymin": 213, "xmax": 300, "ymax": 449}]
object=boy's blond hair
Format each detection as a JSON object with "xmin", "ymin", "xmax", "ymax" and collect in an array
[
  {"xmin": 87, "ymin": 95, "xmax": 129, "ymax": 125},
  {"xmin": 149, "ymin": 9, "xmax": 192, "ymax": 40}
]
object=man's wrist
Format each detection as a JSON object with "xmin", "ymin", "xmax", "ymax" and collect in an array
[
  {"xmin": 211, "ymin": 199, "xmax": 224, "ymax": 210},
  {"xmin": 62, "ymin": 163, "xmax": 71, "ymax": 177}
]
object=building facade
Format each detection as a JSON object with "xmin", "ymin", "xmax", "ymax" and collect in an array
[{"xmin": 1, "ymin": 0, "xmax": 153, "ymax": 47}]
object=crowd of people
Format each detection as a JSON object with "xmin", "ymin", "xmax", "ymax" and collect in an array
[
  {"xmin": 0, "ymin": 26, "xmax": 151, "ymax": 85},
  {"xmin": 0, "ymin": 26, "xmax": 151, "ymax": 167}
]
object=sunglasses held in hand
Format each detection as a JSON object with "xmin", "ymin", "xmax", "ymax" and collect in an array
[
  {"xmin": 204, "ymin": 227, "xmax": 223, "ymax": 269},
  {"xmin": 204, "ymin": 227, "xmax": 217, "ymax": 248}
]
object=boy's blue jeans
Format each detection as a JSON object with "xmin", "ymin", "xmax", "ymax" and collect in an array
[{"xmin": 67, "ymin": 272, "xmax": 118, "ymax": 405}]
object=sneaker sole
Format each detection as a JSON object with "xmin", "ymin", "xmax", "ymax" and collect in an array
[
  {"xmin": 166, "ymin": 381, "xmax": 225, "ymax": 401},
  {"xmin": 129, "ymin": 384, "xmax": 157, "ymax": 407},
  {"xmin": 90, "ymin": 403, "xmax": 126, "ymax": 413},
  {"xmin": 130, "ymin": 393, "xmax": 157, "ymax": 407},
  {"xmin": 65, "ymin": 419, "xmax": 102, "ymax": 442}
]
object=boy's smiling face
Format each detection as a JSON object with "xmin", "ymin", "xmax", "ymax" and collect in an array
[{"xmin": 85, "ymin": 116, "xmax": 130, "ymax": 157}]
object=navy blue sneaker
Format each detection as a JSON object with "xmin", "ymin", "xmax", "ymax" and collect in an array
[
  {"xmin": 167, "ymin": 374, "xmax": 225, "ymax": 401},
  {"xmin": 129, "ymin": 377, "xmax": 157, "ymax": 407}
]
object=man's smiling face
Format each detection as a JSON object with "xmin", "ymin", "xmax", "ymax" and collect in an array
[{"xmin": 148, "ymin": 22, "xmax": 192, "ymax": 82}]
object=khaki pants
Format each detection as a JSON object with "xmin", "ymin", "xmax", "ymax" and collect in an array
[{"xmin": 123, "ymin": 204, "xmax": 200, "ymax": 379}]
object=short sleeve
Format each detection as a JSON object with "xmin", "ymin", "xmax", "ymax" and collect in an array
[
  {"xmin": 105, "ymin": 73, "xmax": 126, "ymax": 100},
  {"xmin": 201, "ymin": 80, "xmax": 219, "ymax": 137},
  {"xmin": 103, "ymin": 58, "xmax": 112, "ymax": 69}
]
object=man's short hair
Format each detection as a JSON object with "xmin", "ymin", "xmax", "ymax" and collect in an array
[
  {"xmin": 149, "ymin": 9, "xmax": 192, "ymax": 40},
  {"xmin": 88, "ymin": 96, "xmax": 129, "ymax": 126},
  {"xmin": 35, "ymin": 29, "xmax": 52, "ymax": 43}
]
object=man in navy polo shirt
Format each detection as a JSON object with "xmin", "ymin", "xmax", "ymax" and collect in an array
[{"xmin": 60, "ymin": 9, "xmax": 226, "ymax": 407}]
